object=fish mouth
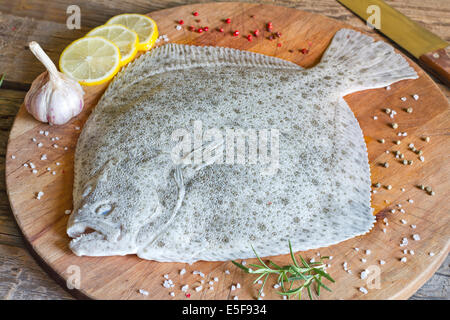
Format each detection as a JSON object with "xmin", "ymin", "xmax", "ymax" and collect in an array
[
  {"xmin": 67, "ymin": 219, "xmax": 121, "ymax": 242},
  {"xmin": 67, "ymin": 220, "xmax": 136, "ymax": 257}
]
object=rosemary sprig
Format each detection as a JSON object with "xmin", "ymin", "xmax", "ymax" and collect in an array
[
  {"xmin": 0, "ymin": 74, "xmax": 4, "ymax": 87},
  {"xmin": 232, "ymin": 241, "xmax": 335, "ymax": 300}
]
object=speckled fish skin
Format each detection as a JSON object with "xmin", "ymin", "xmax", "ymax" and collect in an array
[{"xmin": 67, "ymin": 29, "xmax": 418, "ymax": 262}]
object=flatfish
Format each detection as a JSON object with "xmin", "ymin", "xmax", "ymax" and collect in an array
[{"xmin": 67, "ymin": 29, "xmax": 417, "ymax": 262}]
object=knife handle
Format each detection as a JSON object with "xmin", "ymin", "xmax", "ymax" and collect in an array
[{"xmin": 419, "ymin": 48, "xmax": 450, "ymax": 86}]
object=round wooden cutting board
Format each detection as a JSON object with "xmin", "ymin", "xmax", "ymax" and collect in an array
[{"xmin": 5, "ymin": 2, "xmax": 450, "ymax": 300}]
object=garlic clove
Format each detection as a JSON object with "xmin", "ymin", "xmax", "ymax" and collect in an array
[{"xmin": 25, "ymin": 41, "xmax": 84, "ymax": 125}]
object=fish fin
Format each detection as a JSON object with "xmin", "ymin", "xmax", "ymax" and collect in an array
[
  {"xmin": 103, "ymin": 44, "xmax": 302, "ymax": 103},
  {"xmin": 318, "ymin": 28, "xmax": 418, "ymax": 95}
]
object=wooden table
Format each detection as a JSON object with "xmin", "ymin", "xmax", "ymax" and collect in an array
[{"xmin": 0, "ymin": 0, "xmax": 448, "ymax": 300}]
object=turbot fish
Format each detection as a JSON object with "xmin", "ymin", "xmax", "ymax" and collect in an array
[{"xmin": 67, "ymin": 29, "xmax": 418, "ymax": 262}]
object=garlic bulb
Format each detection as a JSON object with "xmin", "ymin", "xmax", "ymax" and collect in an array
[{"xmin": 25, "ymin": 41, "xmax": 84, "ymax": 125}]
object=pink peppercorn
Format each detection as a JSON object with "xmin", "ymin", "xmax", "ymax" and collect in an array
[
  {"xmin": 197, "ymin": 28, "xmax": 203, "ymax": 33},
  {"xmin": 218, "ymin": 27, "xmax": 224, "ymax": 32},
  {"xmin": 247, "ymin": 34, "xmax": 253, "ymax": 41},
  {"xmin": 189, "ymin": 25, "xmax": 195, "ymax": 31},
  {"xmin": 233, "ymin": 30, "xmax": 239, "ymax": 36},
  {"xmin": 253, "ymin": 29, "xmax": 259, "ymax": 36},
  {"xmin": 193, "ymin": 12, "xmax": 199, "ymax": 16},
  {"xmin": 225, "ymin": 18, "xmax": 231, "ymax": 24},
  {"xmin": 203, "ymin": 26, "xmax": 209, "ymax": 32},
  {"xmin": 300, "ymin": 48, "xmax": 309, "ymax": 54},
  {"xmin": 178, "ymin": 20, "xmax": 184, "ymax": 25},
  {"xmin": 277, "ymin": 43, "xmax": 282, "ymax": 47}
]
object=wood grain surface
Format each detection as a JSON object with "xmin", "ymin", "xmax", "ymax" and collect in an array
[{"xmin": 1, "ymin": 0, "xmax": 449, "ymax": 300}]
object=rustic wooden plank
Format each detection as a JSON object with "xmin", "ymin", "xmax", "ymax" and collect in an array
[
  {"xmin": 0, "ymin": 243, "xmax": 73, "ymax": 299},
  {"xmin": 4, "ymin": 2, "xmax": 450, "ymax": 300},
  {"xmin": 411, "ymin": 255, "xmax": 449, "ymax": 300}
]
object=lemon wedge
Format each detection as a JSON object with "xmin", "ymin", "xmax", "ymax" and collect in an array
[
  {"xmin": 106, "ymin": 14, "xmax": 158, "ymax": 51},
  {"xmin": 59, "ymin": 36, "xmax": 121, "ymax": 86},
  {"xmin": 86, "ymin": 24, "xmax": 138, "ymax": 66}
]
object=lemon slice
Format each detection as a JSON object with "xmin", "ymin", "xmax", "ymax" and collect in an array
[
  {"xmin": 59, "ymin": 37, "xmax": 121, "ymax": 86},
  {"xmin": 106, "ymin": 14, "xmax": 158, "ymax": 51},
  {"xmin": 86, "ymin": 24, "xmax": 138, "ymax": 66}
]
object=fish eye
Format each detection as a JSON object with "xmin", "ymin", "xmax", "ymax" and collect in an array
[
  {"xmin": 95, "ymin": 204, "xmax": 112, "ymax": 216},
  {"xmin": 82, "ymin": 185, "xmax": 92, "ymax": 197}
]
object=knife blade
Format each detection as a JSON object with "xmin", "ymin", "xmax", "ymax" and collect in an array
[{"xmin": 337, "ymin": 0, "xmax": 450, "ymax": 86}]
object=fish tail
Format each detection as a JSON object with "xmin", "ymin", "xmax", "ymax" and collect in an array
[{"xmin": 318, "ymin": 29, "xmax": 418, "ymax": 94}]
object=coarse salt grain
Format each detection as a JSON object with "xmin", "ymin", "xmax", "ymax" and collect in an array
[
  {"xmin": 65, "ymin": 210, "xmax": 71, "ymax": 215},
  {"xmin": 233, "ymin": 296, "xmax": 239, "ymax": 300},
  {"xmin": 359, "ymin": 287, "xmax": 368, "ymax": 294},
  {"xmin": 400, "ymin": 257, "xmax": 407, "ymax": 263},
  {"xmin": 179, "ymin": 268, "xmax": 186, "ymax": 275},
  {"xmin": 411, "ymin": 225, "xmax": 416, "ymax": 229},
  {"xmin": 181, "ymin": 285, "xmax": 189, "ymax": 292},
  {"xmin": 41, "ymin": 154, "xmax": 47, "ymax": 160},
  {"xmin": 11, "ymin": 155, "xmax": 16, "ymax": 159},
  {"xmin": 412, "ymin": 234, "xmax": 420, "ymax": 241},
  {"xmin": 412, "ymin": 94, "xmax": 419, "ymax": 100},
  {"xmin": 36, "ymin": 191, "xmax": 44, "ymax": 200},
  {"xmin": 195, "ymin": 286, "xmax": 202, "ymax": 292},
  {"xmin": 360, "ymin": 270, "xmax": 368, "ymax": 280},
  {"xmin": 225, "ymin": 270, "xmax": 230, "ymax": 275},
  {"xmin": 214, "ymin": 277, "xmax": 218, "ymax": 282},
  {"xmin": 401, "ymin": 219, "xmax": 407, "ymax": 224},
  {"xmin": 193, "ymin": 271, "xmax": 205, "ymax": 277},
  {"xmin": 429, "ymin": 252, "xmax": 435, "ymax": 257},
  {"xmin": 170, "ymin": 292, "xmax": 175, "ymax": 296},
  {"xmin": 365, "ymin": 249, "xmax": 371, "ymax": 255},
  {"xmin": 32, "ymin": 169, "xmax": 37, "ymax": 174},
  {"xmin": 400, "ymin": 97, "xmax": 407, "ymax": 101},
  {"xmin": 380, "ymin": 260, "xmax": 386, "ymax": 265},
  {"xmin": 139, "ymin": 289, "xmax": 149, "ymax": 296},
  {"xmin": 164, "ymin": 274, "xmax": 169, "ymax": 279},
  {"xmin": 231, "ymin": 285, "xmax": 236, "ymax": 291},
  {"xmin": 361, "ymin": 258, "xmax": 367, "ymax": 263}
]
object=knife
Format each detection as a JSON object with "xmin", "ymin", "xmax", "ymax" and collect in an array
[{"xmin": 337, "ymin": 0, "xmax": 450, "ymax": 86}]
